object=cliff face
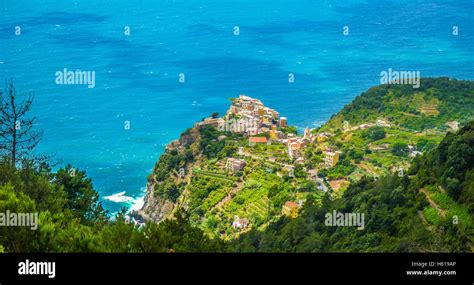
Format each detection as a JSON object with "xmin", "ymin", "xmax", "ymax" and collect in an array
[{"xmin": 137, "ymin": 183, "xmax": 175, "ymax": 222}]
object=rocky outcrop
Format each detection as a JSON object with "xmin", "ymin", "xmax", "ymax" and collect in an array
[{"xmin": 136, "ymin": 183, "xmax": 175, "ymax": 222}]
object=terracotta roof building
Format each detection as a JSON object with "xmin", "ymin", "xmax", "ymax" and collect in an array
[
  {"xmin": 282, "ymin": 201, "xmax": 299, "ymax": 218},
  {"xmin": 249, "ymin": 136, "xmax": 268, "ymax": 145}
]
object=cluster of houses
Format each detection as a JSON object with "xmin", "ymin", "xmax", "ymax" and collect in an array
[
  {"xmin": 284, "ymin": 128, "xmax": 314, "ymax": 163},
  {"xmin": 278, "ymin": 128, "xmax": 340, "ymax": 167},
  {"xmin": 195, "ymin": 95, "xmax": 344, "ymax": 169},
  {"xmin": 195, "ymin": 95, "xmax": 285, "ymax": 138},
  {"xmin": 227, "ymin": 95, "xmax": 281, "ymax": 135}
]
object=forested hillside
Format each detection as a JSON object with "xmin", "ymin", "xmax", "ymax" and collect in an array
[{"xmin": 321, "ymin": 77, "xmax": 474, "ymax": 132}]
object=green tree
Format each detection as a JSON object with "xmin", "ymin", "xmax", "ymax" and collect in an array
[
  {"xmin": 0, "ymin": 183, "xmax": 37, "ymax": 252},
  {"xmin": 362, "ymin": 126, "xmax": 386, "ymax": 141},
  {"xmin": 392, "ymin": 142, "xmax": 408, "ymax": 156},
  {"xmin": 53, "ymin": 165, "xmax": 106, "ymax": 223}
]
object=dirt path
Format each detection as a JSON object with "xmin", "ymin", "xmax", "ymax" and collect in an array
[
  {"xmin": 213, "ymin": 180, "xmax": 244, "ymax": 210},
  {"xmin": 417, "ymin": 210, "xmax": 433, "ymax": 232},
  {"xmin": 420, "ymin": 188, "xmax": 446, "ymax": 218}
]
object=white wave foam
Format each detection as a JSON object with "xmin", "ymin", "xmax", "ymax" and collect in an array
[
  {"xmin": 130, "ymin": 195, "xmax": 145, "ymax": 212},
  {"xmin": 103, "ymin": 191, "xmax": 134, "ymax": 203},
  {"xmin": 103, "ymin": 188, "xmax": 146, "ymax": 214}
]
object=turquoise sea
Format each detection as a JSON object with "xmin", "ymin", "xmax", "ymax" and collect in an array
[{"xmin": 1, "ymin": 0, "xmax": 473, "ymax": 213}]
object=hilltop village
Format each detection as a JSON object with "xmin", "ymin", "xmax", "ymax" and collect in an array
[{"xmin": 195, "ymin": 95, "xmax": 341, "ymax": 169}]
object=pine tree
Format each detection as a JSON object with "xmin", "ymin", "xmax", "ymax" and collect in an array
[{"xmin": 0, "ymin": 79, "xmax": 43, "ymax": 167}]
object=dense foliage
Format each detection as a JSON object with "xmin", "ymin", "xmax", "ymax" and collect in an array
[
  {"xmin": 323, "ymin": 78, "xmax": 474, "ymax": 132},
  {"xmin": 0, "ymin": 160, "xmax": 222, "ymax": 252},
  {"xmin": 411, "ymin": 121, "xmax": 474, "ymax": 213}
]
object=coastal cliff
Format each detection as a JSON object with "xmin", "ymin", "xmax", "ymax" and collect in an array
[
  {"xmin": 137, "ymin": 125, "xmax": 203, "ymax": 223},
  {"xmin": 137, "ymin": 183, "xmax": 175, "ymax": 221}
]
